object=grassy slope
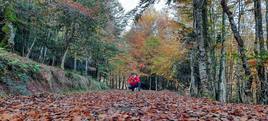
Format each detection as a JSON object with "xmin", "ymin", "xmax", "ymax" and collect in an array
[{"xmin": 0, "ymin": 48, "xmax": 108, "ymax": 97}]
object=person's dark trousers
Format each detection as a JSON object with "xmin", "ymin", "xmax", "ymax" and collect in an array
[{"xmin": 128, "ymin": 82, "xmax": 141, "ymax": 91}]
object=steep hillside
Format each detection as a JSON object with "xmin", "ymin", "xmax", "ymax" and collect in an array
[{"xmin": 0, "ymin": 49, "xmax": 108, "ymax": 97}]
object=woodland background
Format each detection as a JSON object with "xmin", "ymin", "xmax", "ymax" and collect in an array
[{"xmin": 0, "ymin": 0, "xmax": 268, "ymax": 105}]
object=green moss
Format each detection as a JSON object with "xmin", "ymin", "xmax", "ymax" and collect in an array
[
  {"xmin": 2, "ymin": 24, "xmax": 9, "ymax": 33},
  {"xmin": 31, "ymin": 64, "xmax": 41, "ymax": 73},
  {"xmin": 4, "ymin": 4, "xmax": 17, "ymax": 22}
]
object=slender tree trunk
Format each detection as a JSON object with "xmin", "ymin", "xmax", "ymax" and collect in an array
[
  {"xmin": 236, "ymin": 1, "xmax": 243, "ymax": 103},
  {"xmin": 219, "ymin": 12, "xmax": 227, "ymax": 103},
  {"xmin": 26, "ymin": 37, "xmax": 36, "ymax": 58},
  {"xmin": 238, "ymin": 0, "xmax": 242, "ymax": 33},
  {"xmin": 22, "ymin": 45, "xmax": 25, "ymax": 57},
  {"xmin": 221, "ymin": 0, "xmax": 254, "ymax": 103},
  {"xmin": 237, "ymin": 79, "xmax": 243, "ymax": 103},
  {"xmin": 112, "ymin": 74, "xmax": 114, "ymax": 89},
  {"xmin": 190, "ymin": 49, "xmax": 198, "ymax": 97},
  {"xmin": 121, "ymin": 74, "xmax": 125, "ymax": 89},
  {"xmin": 38, "ymin": 47, "xmax": 44, "ymax": 61},
  {"xmin": 118, "ymin": 73, "xmax": 121, "ymax": 89},
  {"xmin": 155, "ymin": 76, "xmax": 158, "ymax": 91},
  {"xmin": 115, "ymin": 74, "xmax": 117, "ymax": 89},
  {"xmin": 61, "ymin": 48, "xmax": 68, "ymax": 70},
  {"xmin": 118, "ymin": 74, "xmax": 120, "ymax": 89},
  {"xmin": 227, "ymin": 39, "xmax": 235, "ymax": 102},
  {"xmin": 123, "ymin": 75, "xmax": 126, "ymax": 90},
  {"xmin": 85, "ymin": 59, "xmax": 88, "ymax": 76},
  {"xmin": 42, "ymin": 47, "xmax": 47, "ymax": 64},
  {"xmin": 149, "ymin": 76, "xmax": 152, "ymax": 90},
  {"xmin": 74, "ymin": 56, "xmax": 77, "ymax": 71},
  {"xmin": 4, "ymin": 22, "xmax": 15, "ymax": 50},
  {"xmin": 266, "ymin": 0, "xmax": 268, "ymax": 50},
  {"xmin": 121, "ymin": 75, "xmax": 123, "ymax": 90},
  {"xmin": 254, "ymin": 0, "xmax": 265, "ymax": 72},
  {"xmin": 108, "ymin": 73, "xmax": 111, "ymax": 87},
  {"xmin": 263, "ymin": 67, "xmax": 268, "ymax": 104},
  {"xmin": 52, "ymin": 56, "xmax": 55, "ymax": 66}
]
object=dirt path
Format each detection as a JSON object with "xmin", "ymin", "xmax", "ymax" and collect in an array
[{"xmin": 0, "ymin": 90, "xmax": 268, "ymax": 120}]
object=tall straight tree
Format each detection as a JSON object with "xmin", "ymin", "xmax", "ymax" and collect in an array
[
  {"xmin": 253, "ymin": 0, "xmax": 267, "ymax": 104},
  {"xmin": 193, "ymin": 0, "xmax": 209, "ymax": 97},
  {"xmin": 218, "ymin": 11, "xmax": 227, "ymax": 103},
  {"xmin": 264, "ymin": 0, "xmax": 268, "ymax": 105},
  {"xmin": 266, "ymin": 0, "xmax": 268, "ymax": 50},
  {"xmin": 221, "ymin": 0, "xmax": 254, "ymax": 103}
]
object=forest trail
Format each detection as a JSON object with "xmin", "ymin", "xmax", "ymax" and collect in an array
[{"xmin": 0, "ymin": 90, "xmax": 268, "ymax": 120}]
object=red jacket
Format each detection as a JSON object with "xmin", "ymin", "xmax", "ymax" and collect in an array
[{"xmin": 127, "ymin": 76, "xmax": 141, "ymax": 86}]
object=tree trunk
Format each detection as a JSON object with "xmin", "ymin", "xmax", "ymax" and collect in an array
[
  {"xmin": 254, "ymin": 0, "xmax": 268, "ymax": 104},
  {"xmin": 155, "ymin": 76, "xmax": 158, "ymax": 91},
  {"xmin": 221, "ymin": 0, "xmax": 254, "ymax": 103},
  {"xmin": 115, "ymin": 73, "xmax": 118, "ymax": 89},
  {"xmin": 38, "ymin": 47, "xmax": 44, "ymax": 61},
  {"xmin": 61, "ymin": 48, "xmax": 68, "ymax": 70},
  {"xmin": 22, "ymin": 45, "xmax": 25, "ymax": 57},
  {"xmin": 208, "ymin": 16, "xmax": 217, "ymax": 99},
  {"xmin": 266, "ymin": 0, "xmax": 268, "ymax": 50},
  {"xmin": 254, "ymin": 0, "xmax": 265, "ymax": 72},
  {"xmin": 26, "ymin": 37, "xmax": 36, "ymax": 58},
  {"xmin": 193, "ymin": 0, "xmax": 209, "ymax": 97},
  {"xmin": 112, "ymin": 74, "xmax": 114, "ymax": 88},
  {"xmin": 5, "ymin": 22, "xmax": 15, "ymax": 50},
  {"xmin": 121, "ymin": 74, "xmax": 125, "ymax": 89},
  {"xmin": 42, "ymin": 47, "xmax": 47, "ymax": 64},
  {"xmin": 85, "ymin": 59, "xmax": 88, "ymax": 76},
  {"xmin": 238, "ymin": 0, "xmax": 243, "ymax": 33},
  {"xmin": 190, "ymin": 49, "xmax": 198, "ymax": 97},
  {"xmin": 149, "ymin": 76, "xmax": 152, "ymax": 90},
  {"xmin": 218, "ymin": 12, "xmax": 227, "ymax": 103},
  {"xmin": 118, "ymin": 73, "xmax": 121, "ymax": 89},
  {"xmin": 236, "ymin": 0, "xmax": 243, "ymax": 103},
  {"xmin": 108, "ymin": 73, "xmax": 111, "ymax": 87},
  {"xmin": 263, "ymin": 67, "xmax": 268, "ymax": 104},
  {"xmin": 52, "ymin": 56, "xmax": 55, "ymax": 66},
  {"xmin": 237, "ymin": 79, "xmax": 243, "ymax": 103},
  {"xmin": 227, "ymin": 40, "xmax": 235, "ymax": 102},
  {"xmin": 74, "ymin": 56, "xmax": 77, "ymax": 71}
]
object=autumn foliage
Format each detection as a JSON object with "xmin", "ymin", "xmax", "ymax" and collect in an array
[
  {"xmin": 122, "ymin": 9, "xmax": 187, "ymax": 78},
  {"xmin": 58, "ymin": 0, "xmax": 99, "ymax": 18}
]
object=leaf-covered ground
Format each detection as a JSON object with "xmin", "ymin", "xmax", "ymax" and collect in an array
[{"xmin": 0, "ymin": 90, "xmax": 268, "ymax": 120}]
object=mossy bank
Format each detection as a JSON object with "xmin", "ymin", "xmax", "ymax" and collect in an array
[{"xmin": 0, "ymin": 49, "xmax": 108, "ymax": 97}]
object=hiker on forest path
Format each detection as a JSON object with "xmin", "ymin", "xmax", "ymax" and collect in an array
[{"xmin": 127, "ymin": 73, "xmax": 141, "ymax": 91}]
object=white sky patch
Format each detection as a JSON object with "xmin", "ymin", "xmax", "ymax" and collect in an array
[
  {"xmin": 154, "ymin": 0, "xmax": 167, "ymax": 11},
  {"xmin": 118, "ymin": 0, "xmax": 140, "ymax": 13},
  {"xmin": 118, "ymin": 0, "xmax": 168, "ymax": 13},
  {"xmin": 118, "ymin": 0, "xmax": 178, "ymax": 33}
]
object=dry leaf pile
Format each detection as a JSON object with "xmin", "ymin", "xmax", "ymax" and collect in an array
[{"xmin": 0, "ymin": 90, "xmax": 268, "ymax": 120}]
